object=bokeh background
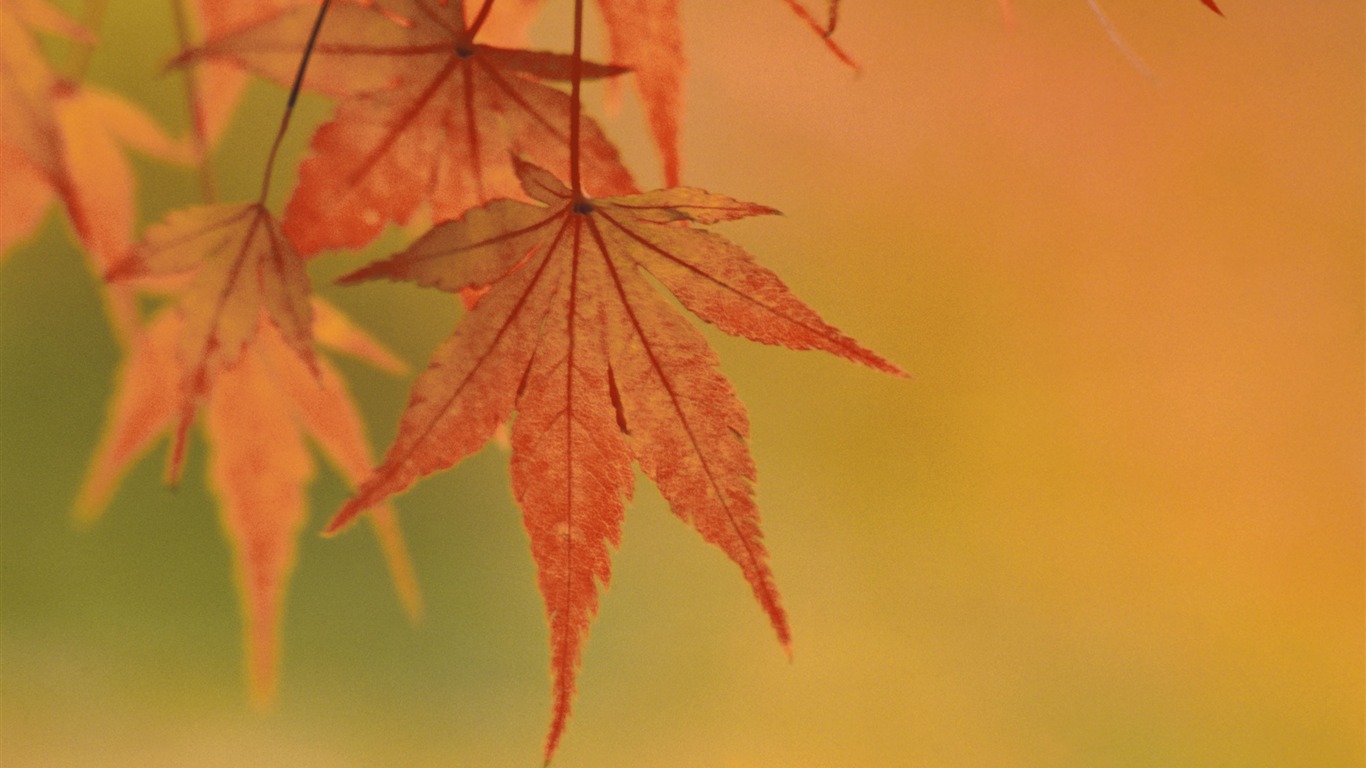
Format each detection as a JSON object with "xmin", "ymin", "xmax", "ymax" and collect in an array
[{"xmin": 2, "ymin": 2, "xmax": 1361, "ymax": 766}]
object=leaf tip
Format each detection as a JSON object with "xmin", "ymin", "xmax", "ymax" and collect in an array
[
  {"xmin": 335, "ymin": 263, "xmax": 384, "ymax": 286},
  {"xmin": 103, "ymin": 256, "xmax": 143, "ymax": 284},
  {"xmin": 164, "ymin": 407, "xmax": 195, "ymax": 487},
  {"xmin": 326, "ymin": 492, "xmax": 374, "ymax": 536}
]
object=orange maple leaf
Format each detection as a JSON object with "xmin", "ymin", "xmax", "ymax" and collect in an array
[
  {"xmin": 180, "ymin": 0, "xmax": 636, "ymax": 255},
  {"xmin": 330, "ymin": 158, "xmax": 903, "ymax": 762},
  {"xmin": 76, "ymin": 299, "xmax": 421, "ymax": 704},
  {"xmin": 106, "ymin": 203, "xmax": 315, "ymax": 481},
  {"xmin": 1, "ymin": 0, "xmax": 189, "ymax": 339},
  {"xmin": 592, "ymin": 0, "xmax": 684, "ymax": 185}
]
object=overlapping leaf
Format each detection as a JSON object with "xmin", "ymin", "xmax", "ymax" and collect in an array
[
  {"xmin": 594, "ymin": 0, "xmax": 685, "ymax": 186},
  {"xmin": 77, "ymin": 300, "xmax": 421, "ymax": 704},
  {"xmin": 180, "ymin": 0, "xmax": 635, "ymax": 255},
  {"xmin": 1, "ymin": 0, "xmax": 190, "ymax": 339},
  {"xmin": 332, "ymin": 159, "xmax": 903, "ymax": 761},
  {"xmin": 106, "ymin": 203, "xmax": 315, "ymax": 479}
]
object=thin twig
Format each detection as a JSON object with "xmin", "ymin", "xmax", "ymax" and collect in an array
[
  {"xmin": 467, "ymin": 0, "xmax": 497, "ymax": 39},
  {"xmin": 258, "ymin": 0, "xmax": 334, "ymax": 205},
  {"xmin": 568, "ymin": 0, "xmax": 584, "ymax": 199}
]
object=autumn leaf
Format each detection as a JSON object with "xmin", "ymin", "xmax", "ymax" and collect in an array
[
  {"xmin": 1, "ymin": 0, "xmax": 190, "ymax": 340},
  {"xmin": 332, "ymin": 158, "xmax": 903, "ymax": 761},
  {"xmin": 0, "ymin": 139, "xmax": 52, "ymax": 256},
  {"xmin": 593, "ymin": 0, "xmax": 684, "ymax": 186},
  {"xmin": 1, "ymin": 0, "xmax": 188, "ymax": 264},
  {"xmin": 106, "ymin": 203, "xmax": 315, "ymax": 480},
  {"xmin": 180, "ymin": 0, "xmax": 635, "ymax": 255},
  {"xmin": 76, "ymin": 300, "xmax": 422, "ymax": 704}
]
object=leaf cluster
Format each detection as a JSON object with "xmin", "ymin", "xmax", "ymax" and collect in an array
[{"xmin": 0, "ymin": 0, "xmax": 1223, "ymax": 760}]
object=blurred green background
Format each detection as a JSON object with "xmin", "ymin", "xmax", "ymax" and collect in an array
[{"xmin": 1, "ymin": 2, "xmax": 1361, "ymax": 766}]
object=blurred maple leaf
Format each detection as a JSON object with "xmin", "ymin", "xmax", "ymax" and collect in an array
[
  {"xmin": 331, "ymin": 158, "xmax": 903, "ymax": 762},
  {"xmin": 1, "ymin": 0, "xmax": 190, "ymax": 341},
  {"xmin": 77, "ymin": 298, "xmax": 422, "ymax": 704},
  {"xmin": 178, "ymin": 0, "xmax": 635, "ymax": 255},
  {"xmin": 106, "ymin": 203, "xmax": 315, "ymax": 479}
]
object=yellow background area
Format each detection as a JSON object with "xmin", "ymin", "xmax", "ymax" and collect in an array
[{"xmin": 1, "ymin": 2, "xmax": 1361, "ymax": 766}]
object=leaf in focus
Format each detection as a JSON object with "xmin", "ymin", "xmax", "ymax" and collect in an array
[
  {"xmin": 106, "ymin": 203, "xmax": 315, "ymax": 481},
  {"xmin": 181, "ymin": 0, "xmax": 636, "ymax": 255},
  {"xmin": 76, "ymin": 301, "xmax": 423, "ymax": 703},
  {"xmin": 333, "ymin": 159, "xmax": 904, "ymax": 762}
]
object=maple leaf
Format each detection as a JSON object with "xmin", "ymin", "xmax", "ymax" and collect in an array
[
  {"xmin": 106, "ymin": 202, "xmax": 315, "ymax": 480},
  {"xmin": 0, "ymin": 0, "xmax": 90, "ymax": 40},
  {"xmin": 593, "ymin": 0, "xmax": 685, "ymax": 186},
  {"xmin": 0, "ymin": 139, "xmax": 52, "ymax": 256},
  {"xmin": 180, "ymin": 0, "xmax": 636, "ymax": 255},
  {"xmin": 76, "ymin": 301, "xmax": 422, "ymax": 704},
  {"xmin": 0, "ymin": 0, "xmax": 187, "ymax": 261},
  {"xmin": 1, "ymin": 0, "xmax": 189, "ymax": 339},
  {"xmin": 331, "ymin": 159, "xmax": 903, "ymax": 761}
]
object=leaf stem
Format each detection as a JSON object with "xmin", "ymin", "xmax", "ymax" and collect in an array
[
  {"xmin": 170, "ymin": 0, "xmax": 215, "ymax": 203},
  {"xmin": 258, "ymin": 0, "xmax": 333, "ymax": 206},
  {"xmin": 467, "ymin": 0, "xmax": 497, "ymax": 39},
  {"xmin": 569, "ymin": 0, "xmax": 584, "ymax": 198}
]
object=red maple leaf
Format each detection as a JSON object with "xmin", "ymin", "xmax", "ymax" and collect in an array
[
  {"xmin": 330, "ymin": 158, "xmax": 903, "ymax": 761},
  {"xmin": 77, "ymin": 298, "xmax": 422, "ymax": 704},
  {"xmin": 180, "ymin": 0, "xmax": 636, "ymax": 255}
]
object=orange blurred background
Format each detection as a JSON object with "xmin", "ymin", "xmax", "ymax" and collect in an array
[{"xmin": 1, "ymin": 2, "xmax": 1361, "ymax": 766}]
